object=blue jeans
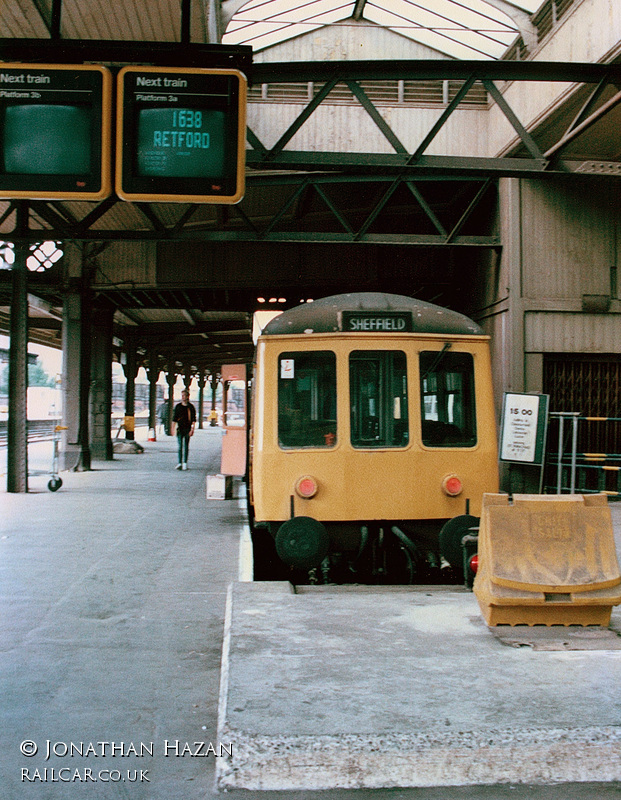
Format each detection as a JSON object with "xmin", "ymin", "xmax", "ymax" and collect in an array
[{"xmin": 177, "ymin": 432, "xmax": 190, "ymax": 464}]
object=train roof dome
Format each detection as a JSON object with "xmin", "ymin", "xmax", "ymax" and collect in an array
[{"xmin": 261, "ymin": 292, "xmax": 483, "ymax": 336}]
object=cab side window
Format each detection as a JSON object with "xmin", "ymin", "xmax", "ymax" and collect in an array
[
  {"xmin": 278, "ymin": 351, "xmax": 337, "ymax": 448},
  {"xmin": 420, "ymin": 351, "xmax": 476, "ymax": 447}
]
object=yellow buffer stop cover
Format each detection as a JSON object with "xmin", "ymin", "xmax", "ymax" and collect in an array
[{"xmin": 474, "ymin": 493, "xmax": 621, "ymax": 626}]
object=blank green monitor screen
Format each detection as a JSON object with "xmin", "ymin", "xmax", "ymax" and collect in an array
[
  {"xmin": 137, "ymin": 107, "xmax": 226, "ymax": 178},
  {"xmin": 3, "ymin": 105, "xmax": 91, "ymax": 175}
]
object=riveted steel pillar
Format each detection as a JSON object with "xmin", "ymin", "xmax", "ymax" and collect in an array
[
  {"xmin": 147, "ymin": 349, "xmax": 159, "ymax": 439},
  {"xmin": 198, "ymin": 368, "xmax": 206, "ymax": 429},
  {"xmin": 123, "ymin": 335, "xmax": 137, "ymax": 441},
  {"xmin": 166, "ymin": 370, "xmax": 176, "ymax": 435},
  {"xmin": 7, "ymin": 228, "xmax": 29, "ymax": 493},
  {"xmin": 90, "ymin": 307, "xmax": 114, "ymax": 460}
]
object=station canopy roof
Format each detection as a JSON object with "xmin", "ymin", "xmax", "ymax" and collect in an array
[
  {"xmin": 222, "ymin": 0, "xmax": 542, "ymax": 59},
  {"xmin": 3, "ymin": 0, "xmax": 542, "ymax": 61}
]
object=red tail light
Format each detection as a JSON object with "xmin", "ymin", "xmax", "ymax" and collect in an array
[
  {"xmin": 442, "ymin": 474, "xmax": 463, "ymax": 496},
  {"xmin": 295, "ymin": 475, "xmax": 318, "ymax": 498}
]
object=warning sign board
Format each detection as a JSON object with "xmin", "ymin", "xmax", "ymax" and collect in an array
[{"xmin": 499, "ymin": 392, "xmax": 549, "ymax": 464}]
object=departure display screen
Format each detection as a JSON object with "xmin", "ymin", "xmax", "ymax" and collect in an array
[
  {"xmin": 117, "ymin": 66, "xmax": 247, "ymax": 204},
  {"xmin": 0, "ymin": 64, "xmax": 112, "ymax": 200},
  {"xmin": 136, "ymin": 107, "xmax": 226, "ymax": 178},
  {"xmin": 4, "ymin": 104, "xmax": 91, "ymax": 175}
]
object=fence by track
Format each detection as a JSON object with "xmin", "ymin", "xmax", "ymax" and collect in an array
[{"xmin": 0, "ymin": 417, "xmax": 150, "ymax": 447}]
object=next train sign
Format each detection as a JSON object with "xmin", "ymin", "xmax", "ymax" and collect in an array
[
  {"xmin": 341, "ymin": 311, "xmax": 413, "ymax": 332},
  {"xmin": 116, "ymin": 66, "xmax": 247, "ymax": 204},
  {"xmin": 0, "ymin": 63, "xmax": 112, "ymax": 200}
]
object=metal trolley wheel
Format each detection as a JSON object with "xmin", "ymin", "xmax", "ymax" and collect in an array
[{"xmin": 47, "ymin": 477, "xmax": 63, "ymax": 492}]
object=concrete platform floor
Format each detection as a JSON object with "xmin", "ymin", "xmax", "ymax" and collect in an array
[
  {"xmin": 1, "ymin": 428, "xmax": 244, "ymax": 800},
  {"xmin": 217, "ymin": 582, "xmax": 621, "ymax": 791},
  {"xmin": 2, "ymin": 429, "xmax": 621, "ymax": 799}
]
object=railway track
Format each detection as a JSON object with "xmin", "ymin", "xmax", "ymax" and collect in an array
[{"xmin": 0, "ymin": 418, "xmax": 149, "ymax": 447}]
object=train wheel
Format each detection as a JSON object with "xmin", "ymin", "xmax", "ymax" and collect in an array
[
  {"xmin": 439, "ymin": 514, "xmax": 479, "ymax": 580},
  {"xmin": 275, "ymin": 516, "xmax": 329, "ymax": 570}
]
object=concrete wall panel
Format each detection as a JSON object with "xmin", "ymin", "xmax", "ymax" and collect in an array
[
  {"xmin": 520, "ymin": 179, "xmax": 617, "ymax": 300},
  {"xmin": 525, "ymin": 311, "xmax": 621, "ymax": 353}
]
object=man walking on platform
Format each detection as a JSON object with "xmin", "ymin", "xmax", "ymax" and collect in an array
[{"xmin": 171, "ymin": 389, "xmax": 196, "ymax": 470}]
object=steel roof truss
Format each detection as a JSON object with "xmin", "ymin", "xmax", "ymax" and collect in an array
[
  {"xmin": 563, "ymin": 78, "xmax": 609, "ymax": 137},
  {"xmin": 355, "ymin": 179, "xmax": 401, "ymax": 241},
  {"xmin": 544, "ymin": 88, "xmax": 621, "ymax": 160},
  {"xmin": 136, "ymin": 204, "xmax": 167, "ymax": 233},
  {"xmin": 445, "ymin": 178, "xmax": 493, "ymax": 244},
  {"xmin": 405, "ymin": 182, "xmax": 447, "ymax": 237},
  {"xmin": 482, "ymin": 79, "xmax": 547, "ymax": 164},
  {"xmin": 170, "ymin": 205, "xmax": 201, "ymax": 236},
  {"xmin": 409, "ymin": 75, "xmax": 477, "ymax": 163},
  {"xmin": 263, "ymin": 180, "xmax": 310, "ymax": 235},
  {"xmin": 313, "ymin": 184, "xmax": 355, "ymax": 235},
  {"xmin": 232, "ymin": 204, "xmax": 261, "ymax": 234},
  {"xmin": 262, "ymin": 77, "xmax": 341, "ymax": 161},
  {"xmin": 345, "ymin": 80, "xmax": 408, "ymax": 154}
]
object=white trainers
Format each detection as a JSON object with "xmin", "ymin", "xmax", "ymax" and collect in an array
[
  {"xmin": 182, "ymin": 463, "xmax": 188, "ymax": 471},
  {"xmin": 176, "ymin": 463, "xmax": 182, "ymax": 470}
]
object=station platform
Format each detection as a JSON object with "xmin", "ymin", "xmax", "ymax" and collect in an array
[{"xmin": 2, "ymin": 428, "xmax": 621, "ymax": 799}]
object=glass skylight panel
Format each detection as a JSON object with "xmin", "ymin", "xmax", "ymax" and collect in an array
[
  {"xmin": 456, "ymin": 27, "xmax": 516, "ymax": 54},
  {"xmin": 223, "ymin": 0, "xmax": 532, "ymax": 57},
  {"xmin": 226, "ymin": 21, "xmax": 324, "ymax": 47},
  {"xmin": 456, "ymin": 0, "xmax": 524, "ymax": 24},
  {"xmin": 224, "ymin": 20, "xmax": 289, "ymax": 43},
  {"xmin": 384, "ymin": 0, "xmax": 468, "ymax": 29},
  {"xmin": 237, "ymin": 0, "xmax": 329, "ymax": 21},
  {"xmin": 266, "ymin": 0, "xmax": 353, "ymax": 23},
  {"xmin": 377, "ymin": 21, "xmax": 496, "ymax": 59},
  {"xmin": 392, "ymin": 0, "xmax": 517, "ymax": 37}
]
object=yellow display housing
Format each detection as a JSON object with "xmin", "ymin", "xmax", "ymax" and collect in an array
[
  {"xmin": 0, "ymin": 63, "xmax": 112, "ymax": 201},
  {"xmin": 116, "ymin": 66, "xmax": 247, "ymax": 204}
]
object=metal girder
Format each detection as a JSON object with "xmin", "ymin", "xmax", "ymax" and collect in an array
[
  {"xmin": 0, "ymin": 173, "xmax": 499, "ymax": 245},
  {"xmin": 0, "ymin": 38, "xmax": 252, "ymax": 71},
  {"xmin": 247, "ymin": 60, "xmax": 621, "ymax": 181},
  {"xmin": 0, "ymin": 58, "xmax": 619, "ymax": 248},
  {"xmin": 250, "ymin": 60, "xmax": 621, "ymax": 85}
]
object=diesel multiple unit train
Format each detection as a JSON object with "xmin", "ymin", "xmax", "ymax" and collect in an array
[{"xmin": 248, "ymin": 292, "xmax": 499, "ymax": 584}]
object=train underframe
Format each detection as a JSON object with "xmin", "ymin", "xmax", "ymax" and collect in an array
[{"xmin": 251, "ymin": 515, "xmax": 479, "ymax": 586}]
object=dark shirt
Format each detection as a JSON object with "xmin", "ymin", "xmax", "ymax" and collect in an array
[{"xmin": 173, "ymin": 402, "xmax": 196, "ymax": 434}]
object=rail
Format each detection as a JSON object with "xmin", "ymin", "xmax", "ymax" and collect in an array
[{"xmin": 0, "ymin": 417, "xmax": 149, "ymax": 447}]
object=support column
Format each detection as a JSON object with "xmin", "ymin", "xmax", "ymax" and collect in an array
[
  {"xmin": 123, "ymin": 335, "xmax": 137, "ymax": 441},
  {"xmin": 77, "ymin": 282, "xmax": 93, "ymax": 470},
  {"xmin": 7, "ymin": 231, "xmax": 29, "ymax": 493},
  {"xmin": 60, "ymin": 246, "xmax": 93, "ymax": 470},
  {"xmin": 147, "ymin": 349, "xmax": 159, "ymax": 440},
  {"xmin": 166, "ymin": 370, "xmax": 176, "ymax": 436},
  {"xmin": 90, "ymin": 307, "xmax": 114, "ymax": 461},
  {"xmin": 198, "ymin": 368, "xmax": 205, "ymax": 429},
  {"xmin": 61, "ymin": 292, "xmax": 82, "ymax": 470},
  {"xmin": 184, "ymin": 367, "xmax": 193, "ymax": 393},
  {"xmin": 209, "ymin": 373, "xmax": 218, "ymax": 426}
]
